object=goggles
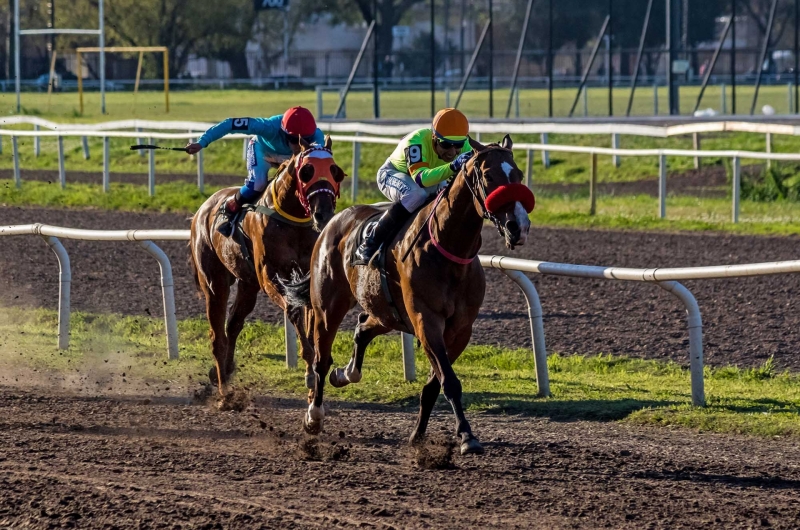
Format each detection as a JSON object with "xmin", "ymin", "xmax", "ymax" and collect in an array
[
  {"xmin": 283, "ymin": 129, "xmax": 317, "ymax": 145},
  {"xmin": 433, "ymin": 133, "xmax": 466, "ymax": 150}
]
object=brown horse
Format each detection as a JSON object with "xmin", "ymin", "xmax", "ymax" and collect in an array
[
  {"xmin": 282, "ymin": 135, "xmax": 534, "ymax": 455},
  {"xmin": 190, "ymin": 136, "xmax": 346, "ymax": 396}
]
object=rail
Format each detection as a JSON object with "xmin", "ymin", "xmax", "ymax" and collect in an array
[
  {"xmin": 2, "ymin": 224, "xmax": 799, "ymax": 407},
  {"xmin": 4, "ymin": 126, "xmax": 800, "ymax": 223}
]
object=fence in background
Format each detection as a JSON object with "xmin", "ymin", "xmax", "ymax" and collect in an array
[{"xmin": 4, "ymin": 116, "xmax": 800, "ymax": 223}]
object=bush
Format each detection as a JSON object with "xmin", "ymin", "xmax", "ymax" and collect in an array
[{"xmin": 727, "ymin": 162, "xmax": 800, "ymax": 202}]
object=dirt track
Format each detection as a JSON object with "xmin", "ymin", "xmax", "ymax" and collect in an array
[
  {"xmin": 1, "ymin": 205, "xmax": 800, "ymax": 371},
  {"xmin": 1, "ymin": 384, "xmax": 800, "ymax": 529}
]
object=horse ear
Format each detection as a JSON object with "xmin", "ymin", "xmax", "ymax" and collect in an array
[
  {"xmin": 299, "ymin": 135, "xmax": 311, "ymax": 150},
  {"xmin": 284, "ymin": 157, "xmax": 297, "ymax": 178},
  {"xmin": 501, "ymin": 134, "xmax": 513, "ymax": 150},
  {"xmin": 468, "ymin": 136, "xmax": 486, "ymax": 153},
  {"xmin": 324, "ymin": 135, "xmax": 332, "ymax": 150}
]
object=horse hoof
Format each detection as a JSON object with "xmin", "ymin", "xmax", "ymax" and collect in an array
[
  {"xmin": 460, "ymin": 438, "xmax": 485, "ymax": 455},
  {"xmin": 208, "ymin": 366, "xmax": 218, "ymax": 385},
  {"xmin": 303, "ymin": 416, "xmax": 323, "ymax": 435},
  {"xmin": 329, "ymin": 368, "xmax": 349, "ymax": 388},
  {"xmin": 305, "ymin": 372, "xmax": 316, "ymax": 390}
]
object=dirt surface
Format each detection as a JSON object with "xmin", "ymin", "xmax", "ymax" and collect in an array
[
  {"xmin": 1, "ymin": 383, "xmax": 799, "ymax": 529},
  {"xmin": 2, "ymin": 205, "xmax": 800, "ymax": 372}
]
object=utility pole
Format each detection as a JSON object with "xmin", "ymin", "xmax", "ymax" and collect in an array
[
  {"xmin": 666, "ymin": 0, "xmax": 681, "ymax": 115},
  {"xmin": 488, "ymin": 0, "xmax": 493, "ymax": 117}
]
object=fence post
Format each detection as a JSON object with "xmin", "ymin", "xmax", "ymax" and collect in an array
[
  {"xmin": 693, "ymin": 133, "xmax": 701, "ymax": 169},
  {"xmin": 589, "ymin": 152, "xmax": 598, "ymax": 216},
  {"xmin": 515, "ymin": 87, "xmax": 520, "ymax": 118},
  {"xmin": 541, "ymin": 133, "xmax": 550, "ymax": 168},
  {"xmin": 12, "ymin": 136, "xmax": 20, "ymax": 189},
  {"xmin": 525, "ymin": 149, "xmax": 533, "ymax": 188},
  {"xmin": 148, "ymin": 137, "xmax": 155, "ymax": 197},
  {"xmin": 653, "ymin": 82, "xmax": 659, "ymax": 115},
  {"xmin": 402, "ymin": 332, "xmax": 416, "ymax": 382},
  {"xmin": 138, "ymin": 241, "xmax": 179, "ymax": 360},
  {"xmin": 766, "ymin": 132, "xmax": 772, "ymax": 169},
  {"xmin": 732, "ymin": 156, "xmax": 741, "ymax": 223},
  {"xmin": 659, "ymin": 153, "xmax": 667, "ymax": 219},
  {"xmin": 721, "ymin": 83, "xmax": 727, "ymax": 114},
  {"xmin": 611, "ymin": 133, "xmax": 620, "ymax": 168},
  {"xmin": 102, "ymin": 137, "xmax": 110, "ymax": 192},
  {"xmin": 583, "ymin": 87, "xmax": 589, "ymax": 116},
  {"xmin": 284, "ymin": 312, "xmax": 298, "ymax": 369},
  {"xmin": 351, "ymin": 132, "xmax": 361, "ymax": 202},
  {"xmin": 197, "ymin": 148, "xmax": 205, "ymax": 194},
  {"xmin": 42, "ymin": 236, "xmax": 71, "ymax": 351},
  {"xmin": 445, "ymin": 87, "xmax": 451, "ymax": 107},
  {"xmin": 789, "ymin": 82, "xmax": 794, "ymax": 114},
  {"xmin": 34, "ymin": 124, "xmax": 40, "ymax": 157},
  {"xmin": 58, "ymin": 136, "xmax": 65, "ymax": 189},
  {"xmin": 316, "ymin": 86, "xmax": 324, "ymax": 118},
  {"xmin": 136, "ymin": 127, "xmax": 144, "ymax": 157},
  {"xmin": 0, "ymin": 134, "xmax": 3, "ymax": 154},
  {"xmin": 81, "ymin": 136, "xmax": 90, "ymax": 160}
]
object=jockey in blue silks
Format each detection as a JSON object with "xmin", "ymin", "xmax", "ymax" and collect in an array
[{"xmin": 185, "ymin": 106, "xmax": 325, "ymax": 236}]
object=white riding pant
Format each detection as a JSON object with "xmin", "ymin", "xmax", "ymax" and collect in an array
[{"xmin": 376, "ymin": 161, "xmax": 446, "ymax": 213}]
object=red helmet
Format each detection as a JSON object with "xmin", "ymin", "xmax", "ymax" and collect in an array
[{"xmin": 281, "ymin": 106, "xmax": 317, "ymax": 138}]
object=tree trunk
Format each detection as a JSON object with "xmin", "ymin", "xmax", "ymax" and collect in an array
[{"xmin": 226, "ymin": 50, "xmax": 251, "ymax": 79}]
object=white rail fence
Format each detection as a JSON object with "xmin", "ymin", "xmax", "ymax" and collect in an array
[
  {"xmin": 3, "ymin": 126, "xmax": 800, "ymax": 223},
  {"xmin": 3, "ymin": 223, "xmax": 800, "ymax": 407}
]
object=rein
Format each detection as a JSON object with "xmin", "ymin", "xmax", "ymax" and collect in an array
[{"xmin": 407, "ymin": 145, "xmax": 513, "ymax": 265}]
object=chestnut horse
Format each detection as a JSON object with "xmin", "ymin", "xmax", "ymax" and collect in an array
[
  {"xmin": 282, "ymin": 135, "xmax": 534, "ymax": 455},
  {"xmin": 190, "ymin": 136, "xmax": 346, "ymax": 396}
]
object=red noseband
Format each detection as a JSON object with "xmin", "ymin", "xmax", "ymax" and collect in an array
[{"xmin": 484, "ymin": 183, "xmax": 535, "ymax": 214}]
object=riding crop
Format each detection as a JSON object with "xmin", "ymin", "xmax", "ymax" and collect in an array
[{"xmin": 129, "ymin": 144, "xmax": 189, "ymax": 153}]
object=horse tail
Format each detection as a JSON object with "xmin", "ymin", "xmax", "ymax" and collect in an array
[{"xmin": 278, "ymin": 269, "xmax": 312, "ymax": 311}]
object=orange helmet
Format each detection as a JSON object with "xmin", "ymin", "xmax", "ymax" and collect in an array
[{"xmin": 432, "ymin": 108, "xmax": 469, "ymax": 142}]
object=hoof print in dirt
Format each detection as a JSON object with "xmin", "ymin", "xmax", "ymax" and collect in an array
[
  {"xmin": 411, "ymin": 436, "xmax": 457, "ymax": 470},
  {"xmin": 215, "ymin": 388, "xmax": 250, "ymax": 412}
]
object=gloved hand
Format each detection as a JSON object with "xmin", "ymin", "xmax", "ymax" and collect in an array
[{"xmin": 449, "ymin": 151, "xmax": 473, "ymax": 173}]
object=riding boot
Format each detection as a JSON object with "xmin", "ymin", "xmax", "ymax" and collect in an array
[
  {"xmin": 217, "ymin": 191, "xmax": 244, "ymax": 237},
  {"xmin": 355, "ymin": 202, "xmax": 413, "ymax": 267}
]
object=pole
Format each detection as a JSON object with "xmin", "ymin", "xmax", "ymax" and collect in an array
[
  {"xmin": 488, "ymin": 0, "xmax": 493, "ymax": 117},
  {"xmin": 454, "ymin": 20, "xmax": 491, "ymax": 108},
  {"xmin": 460, "ymin": 0, "xmax": 466, "ymax": 76},
  {"xmin": 431, "ymin": 0, "xmax": 436, "ymax": 117},
  {"xmin": 731, "ymin": 0, "xmax": 736, "ymax": 114},
  {"xmin": 750, "ymin": 0, "xmax": 778, "ymax": 115},
  {"xmin": 283, "ymin": 8, "xmax": 289, "ymax": 87},
  {"xmin": 692, "ymin": 14, "xmax": 733, "ymax": 114},
  {"xmin": 548, "ymin": 0, "xmax": 553, "ymax": 117},
  {"xmin": 626, "ymin": 0, "xmax": 654, "ymax": 117},
  {"xmin": 99, "ymin": 0, "xmax": 105, "ymax": 114},
  {"xmin": 794, "ymin": 0, "xmax": 800, "ymax": 113},
  {"xmin": 372, "ymin": 0, "xmax": 380, "ymax": 118},
  {"xmin": 608, "ymin": 0, "xmax": 613, "ymax": 116},
  {"xmin": 506, "ymin": 0, "xmax": 535, "ymax": 118},
  {"xmin": 666, "ymin": 0, "xmax": 679, "ymax": 115},
  {"xmin": 569, "ymin": 16, "xmax": 610, "ymax": 117},
  {"xmin": 334, "ymin": 20, "xmax": 376, "ymax": 119},
  {"xmin": 14, "ymin": 0, "xmax": 19, "ymax": 112}
]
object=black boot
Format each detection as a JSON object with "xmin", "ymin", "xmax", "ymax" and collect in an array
[
  {"xmin": 217, "ymin": 191, "xmax": 244, "ymax": 237},
  {"xmin": 355, "ymin": 202, "xmax": 413, "ymax": 267}
]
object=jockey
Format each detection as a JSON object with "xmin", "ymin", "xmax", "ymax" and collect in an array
[
  {"xmin": 355, "ymin": 107, "xmax": 473, "ymax": 265},
  {"xmin": 185, "ymin": 106, "xmax": 325, "ymax": 236}
]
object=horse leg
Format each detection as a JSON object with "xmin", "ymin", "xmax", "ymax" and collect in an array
[
  {"xmin": 304, "ymin": 296, "xmax": 351, "ymax": 435},
  {"xmin": 286, "ymin": 305, "xmax": 316, "ymax": 391},
  {"xmin": 417, "ymin": 320, "xmax": 483, "ymax": 455},
  {"xmin": 223, "ymin": 281, "xmax": 259, "ymax": 380},
  {"xmin": 202, "ymin": 277, "xmax": 232, "ymax": 396},
  {"xmin": 329, "ymin": 312, "xmax": 390, "ymax": 388},
  {"xmin": 409, "ymin": 367, "xmax": 441, "ymax": 445}
]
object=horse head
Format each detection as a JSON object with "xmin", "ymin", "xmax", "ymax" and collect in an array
[
  {"xmin": 466, "ymin": 135, "xmax": 534, "ymax": 249},
  {"xmin": 291, "ymin": 135, "xmax": 346, "ymax": 232}
]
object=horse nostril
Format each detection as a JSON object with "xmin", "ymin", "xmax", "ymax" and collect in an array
[{"xmin": 505, "ymin": 220, "xmax": 519, "ymax": 234}]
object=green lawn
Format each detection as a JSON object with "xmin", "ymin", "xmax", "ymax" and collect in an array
[
  {"xmin": 2, "ymin": 305, "xmax": 799, "ymax": 438},
  {"xmin": 1, "ymin": 84, "xmax": 795, "ymax": 121}
]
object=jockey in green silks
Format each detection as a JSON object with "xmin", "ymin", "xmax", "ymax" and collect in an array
[{"xmin": 355, "ymin": 108, "xmax": 473, "ymax": 266}]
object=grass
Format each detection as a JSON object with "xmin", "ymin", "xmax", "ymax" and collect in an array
[
  {"xmin": 2, "ymin": 305, "xmax": 799, "ymax": 438},
  {"xmin": 1, "ymin": 84, "xmax": 796, "ymax": 121},
  {"xmin": 5, "ymin": 178, "xmax": 800, "ymax": 235}
]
